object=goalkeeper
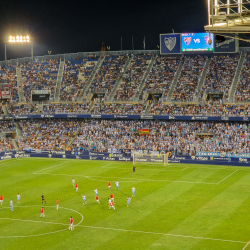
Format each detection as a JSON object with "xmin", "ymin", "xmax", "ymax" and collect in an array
[{"xmin": 133, "ymin": 165, "xmax": 136, "ymax": 173}]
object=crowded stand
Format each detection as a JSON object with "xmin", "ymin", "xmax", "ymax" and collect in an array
[
  {"xmin": 21, "ymin": 60, "xmax": 60, "ymax": 102},
  {"xmin": 0, "ymin": 65, "xmax": 18, "ymax": 101},
  {"xmin": 113, "ymin": 54, "xmax": 153, "ymax": 101},
  {"xmin": 7, "ymin": 104, "xmax": 40, "ymax": 115},
  {"xmin": 17, "ymin": 119, "xmax": 82, "ymax": 151},
  {"xmin": 91, "ymin": 103, "xmax": 147, "ymax": 114},
  {"xmin": 60, "ymin": 56, "xmax": 99, "ymax": 100},
  {"xmin": 0, "ymin": 121, "xmax": 16, "ymax": 131},
  {"xmin": 0, "ymin": 139, "xmax": 14, "ymax": 152},
  {"xmin": 87, "ymin": 55, "xmax": 128, "ymax": 97},
  {"xmin": 69, "ymin": 119, "xmax": 250, "ymax": 155},
  {"xmin": 171, "ymin": 56, "xmax": 206, "ymax": 101},
  {"xmin": 140, "ymin": 56, "xmax": 180, "ymax": 100},
  {"xmin": 210, "ymin": 104, "xmax": 250, "ymax": 116},
  {"xmin": 200, "ymin": 55, "xmax": 239, "ymax": 100},
  {"xmin": 43, "ymin": 103, "xmax": 89, "ymax": 114},
  {"xmin": 149, "ymin": 103, "xmax": 211, "ymax": 116},
  {"xmin": 235, "ymin": 53, "xmax": 250, "ymax": 102}
]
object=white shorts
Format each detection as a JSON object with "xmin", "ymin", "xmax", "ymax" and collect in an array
[
  {"xmin": 76, "ymin": 188, "xmax": 78, "ymax": 191},
  {"xmin": 0, "ymin": 200, "xmax": 3, "ymax": 204}
]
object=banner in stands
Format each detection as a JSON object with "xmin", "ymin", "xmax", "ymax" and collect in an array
[
  {"xmin": 160, "ymin": 34, "xmax": 181, "ymax": 54},
  {"xmin": 214, "ymin": 34, "xmax": 237, "ymax": 53},
  {"xmin": 0, "ymin": 91, "xmax": 11, "ymax": 99},
  {"xmin": 7, "ymin": 114, "xmax": 250, "ymax": 122},
  {"xmin": 197, "ymin": 151, "xmax": 250, "ymax": 158},
  {"xmin": 0, "ymin": 151, "xmax": 249, "ymax": 166}
]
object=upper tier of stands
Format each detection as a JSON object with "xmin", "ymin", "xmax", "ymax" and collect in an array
[
  {"xmin": 21, "ymin": 60, "xmax": 60, "ymax": 102},
  {"xmin": 2, "ymin": 52, "xmax": 250, "ymax": 107},
  {"xmin": 60, "ymin": 55, "xmax": 99, "ymax": 101},
  {"xmin": 140, "ymin": 56, "xmax": 180, "ymax": 100},
  {"xmin": 113, "ymin": 54, "xmax": 152, "ymax": 101}
]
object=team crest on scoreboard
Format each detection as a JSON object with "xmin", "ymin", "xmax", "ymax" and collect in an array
[
  {"xmin": 164, "ymin": 37, "xmax": 176, "ymax": 51},
  {"xmin": 184, "ymin": 37, "xmax": 191, "ymax": 46}
]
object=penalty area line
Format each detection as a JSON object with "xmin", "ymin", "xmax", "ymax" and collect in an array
[
  {"xmin": 216, "ymin": 170, "xmax": 238, "ymax": 184},
  {"xmin": 33, "ymin": 161, "xmax": 70, "ymax": 174}
]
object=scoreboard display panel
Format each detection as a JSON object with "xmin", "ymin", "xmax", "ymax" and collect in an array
[{"xmin": 181, "ymin": 33, "xmax": 214, "ymax": 52}]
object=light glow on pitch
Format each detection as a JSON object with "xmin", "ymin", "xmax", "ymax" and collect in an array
[{"xmin": 8, "ymin": 36, "xmax": 30, "ymax": 43}]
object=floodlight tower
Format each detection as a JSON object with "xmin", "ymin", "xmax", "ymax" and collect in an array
[
  {"xmin": 205, "ymin": 0, "xmax": 250, "ymax": 35},
  {"xmin": 5, "ymin": 35, "xmax": 33, "ymax": 65}
]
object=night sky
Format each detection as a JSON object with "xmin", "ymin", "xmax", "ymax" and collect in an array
[{"xmin": 0, "ymin": 0, "xmax": 208, "ymax": 60}]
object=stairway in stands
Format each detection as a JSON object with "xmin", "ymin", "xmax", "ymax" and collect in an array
[
  {"xmin": 166, "ymin": 59, "xmax": 185, "ymax": 102},
  {"xmin": 107, "ymin": 55, "xmax": 133, "ymax": 102},
  {"xmin": 193, "ymin": 57, "xmax": 211, "ymax": 102},
  {"xmin": 80, "ymin": 56, "xmax": 105, "ymax": 101},
  {"xmin": 228, "ymin": 53, "xmax": 246, "ymax": 103},
  {"xmin": 55, "ymin": 60, "xmax": 65, "ymax": 102},
  {"xmin": 133, "ymin": 56, "xmax": 157, "ymax": 102},
  {"xmin": 16, "ymin": 66, "xmax": 25, "ymax": 102}
]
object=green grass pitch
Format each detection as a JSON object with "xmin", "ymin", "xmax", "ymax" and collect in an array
[{"xmin": 1, "ymin": 158, "xmax": 250, "ymax": 250}]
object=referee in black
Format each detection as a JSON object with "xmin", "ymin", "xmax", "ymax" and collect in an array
[
  {"xmin": 41, "ymin": 194, "xmax": 47, "ymax": 204},
  {"xmin": 133, "ymin": 165, "xmax": 136, "ymax": 173}
]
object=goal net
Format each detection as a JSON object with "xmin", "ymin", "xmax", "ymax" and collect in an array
[{"xmin": 133, "ymin": 153, "xmax": 168, "ymax": 166}]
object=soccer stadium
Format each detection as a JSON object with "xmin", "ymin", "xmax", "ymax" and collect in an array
[{"xmin": 2, "ymin": 1, "xmax": 250, "ymax": 250}]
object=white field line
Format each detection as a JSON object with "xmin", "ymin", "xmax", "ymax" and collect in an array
[
  {"xmin": 0, "ymin": 209, "xmax": 246, "ymax": 244},
  {"xmin": 242, "ymin": 241, "xmax": 250, "ymax": 250},
  {"xmin": 180, "ymin": 167, "xmax": 189, "ymax": 171},
  {"xmin": 76, "ymin": 225, "xmax": 247, "ymax": 244},
  {"xmin": 0, "ymin": 158, "xmax": 17, "ymax": 166},
  {"xmin": 33, "ymin": 161, "xmax": 70, "ymax": 174},
  {"xmin": 101, "ymin": 163, "xmax": 113, "ymax": 168},
  {"xmin": 0, "ymin": 205, "xmax": 84, "ymax": 238},
  {"xmin": 216, "ymin": 170, "xmax": 238, "ymax": 184},
  {"xmin": 104, "ymin": 166, "xmax": 186, "ymax": 172}
]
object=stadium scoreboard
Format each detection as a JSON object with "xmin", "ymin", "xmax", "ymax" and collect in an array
[
  {"xmin": 160, "ymin": 32, "xmax": 237, "ymax": 54},
  {"xmin": 181, "ymin": 33, "xmax": 213, "ymax": 52}
]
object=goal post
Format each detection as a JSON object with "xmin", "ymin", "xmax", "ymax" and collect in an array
[{"xmin": 133, "ymin": 153, "xmax": 169, "ymax": 166}]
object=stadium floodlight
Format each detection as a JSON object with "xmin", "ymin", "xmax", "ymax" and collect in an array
[
  {"xmin": 205, "ymin": 0, "xmax": 250, "ymax": 41},
  {"xmin": 5, "ymin": 35, "xmax": 33, "ymax": 65}
]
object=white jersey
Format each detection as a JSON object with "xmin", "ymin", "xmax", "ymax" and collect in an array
[
  {"xmin": 17, "ymin": 195, "xmax": 20, "ymax": 200},
  {"xmin": 72, "ymin": 179, "xmax": 75, "ymax": 184},
  {"xmin": 94, "ymin": 189, "xmax": 98, "ymax": 195},
  {"xmin": 116, "ymin": 181, "xmax": 119, "ymax": 187},
  {"xmin": 10, "ymin": 200, "xmax": 13, "ymax": 206},
  {"xmin": 82, "ymin": 196, "xmax": 86, "ymax": 200},
  {"xmin": 132, "ymin": 187, "xmax": 135, "ymax": 193}
]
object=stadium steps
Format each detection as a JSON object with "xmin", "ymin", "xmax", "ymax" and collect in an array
[
  {"xmin": 107, "ymin": 55, "xmax": 133, "ymax": 102},
  {"xmin": 228, "ymin": 53, "xmax": 246, "ymax": 103},
  {"xmin": 16, "ymin": 66, "xmax": 25, "ymax": 102},
  {"xmin": 55, "ymin": 60, "xmax": 65, "ymax": 102},
  {"xmin": 15, "ymin": 122, "xmax": 22, "ymax": 138},
  {"xmin": 166, "ymin": 59, "xmax": 185, "ymax": 102},
  {"xmin": 193, "ymin": 57, "xmax": 211, "ymax": 102},
  {"xmin": 145, "ymin": 101, "xmax": 152, "ymax": 114},
  {"xmin": 12, "ymin": 139, "xmax": 19, "ymax": 151},
  {"xmin": 2, "ymin": 105, "xmax": 9, "ymax": 117},
  {"xmin": 80, "ymin": 57, "xmax": 105, "ymax": 101},
  {"xmin": 67, "ymin": 134, "xmax": 78, "ymax": 147},
  {"xmin": 133, "ymin": 55, "xmax": 157, "ymax": 102},
  {"xmin": 37, "ymin": 104, "xmax": 43, "ymax": 113},
  {"xmin": 87, "ymin": 102, "xmax": 94, "ymax": 113}
]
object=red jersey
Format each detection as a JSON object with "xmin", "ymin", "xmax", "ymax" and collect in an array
[
  {"xmin": 56, "ymin": 200, "xmax": 59, "ymax": 205},
  {"xmin": 111, "ymin": 202, "xmax": 114, "ymax": 206},
  {"xmin": 75, "ymin": 184, "xmax": 78, "ymax": 188},
  {"xmin": 110, "ymin": 194, "xmax": 114, "ymax": 199},
  {"xmin": 0, "ymin": 196, "xmax": 3, "ymax": 200},
  {"xmin": 40, "ymin": 208, "xmax": 44, "ymax": 213},
  {"xmin": 108, "ymin": 182, "xmax": 111, "ymax": 186},
  {"xmin": 69, "ymin": 218, "xmax": 74, "ymax": 224},
  {"xmin": 96, "ymin": 195, "xmax": 99, "ymax": 200}
]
